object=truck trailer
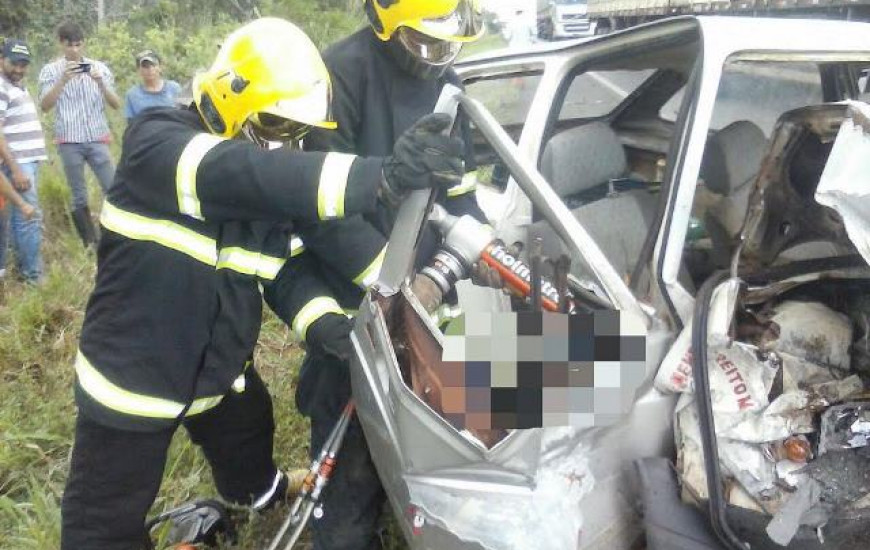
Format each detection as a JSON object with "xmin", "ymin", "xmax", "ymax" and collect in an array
[{"xmin": 587, "ymin": 0, "xmax": 870, "ymax": 34}]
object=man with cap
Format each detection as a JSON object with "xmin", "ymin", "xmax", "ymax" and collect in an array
[
  {"xmin": 0, "ymin": 39, "xmax": 47, "ymax": 283},
  {"xmin": 124, "ymin": 49, "xmax": 182, "ymax": 121}
]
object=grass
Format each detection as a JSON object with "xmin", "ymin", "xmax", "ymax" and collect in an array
[{"xmin": 0, "ymin": 149, "xmax": 397, "ymax": 549}]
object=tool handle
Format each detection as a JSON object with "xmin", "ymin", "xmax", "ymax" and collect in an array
[{"xmin": 480, "ymin": 242, "xmax": 572, "ymax": 313}]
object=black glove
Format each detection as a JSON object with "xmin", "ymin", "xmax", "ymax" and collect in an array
[
  {"xmin": 381, "ymin": 113, "xmax": 465, "ymax": 203},
  {"xmin": 305, "ymin": 313, "xmax": 354, "ymax": 362}
]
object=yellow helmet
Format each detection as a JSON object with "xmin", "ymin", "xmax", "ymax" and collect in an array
[
  {"xmin": 193, "ymin": 17, "xmax": 336, "ymax": 141},
  {"xmin": 364, "ymin": 0, "xmax": 485, "ymax": 43}
]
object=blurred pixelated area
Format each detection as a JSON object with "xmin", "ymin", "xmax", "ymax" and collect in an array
[{"xmin": 440, "ymin": 311, "xmax": 646, "ymax": 430}]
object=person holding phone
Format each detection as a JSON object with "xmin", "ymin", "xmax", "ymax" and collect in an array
[{"xmin": 38, "ymin": 21, "xmax": 120, "ymax": 248}]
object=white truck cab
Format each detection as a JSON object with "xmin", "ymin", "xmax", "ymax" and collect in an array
[{"xmin": 537, "ymin": 0, "xmax": 597, "ymax": 39}]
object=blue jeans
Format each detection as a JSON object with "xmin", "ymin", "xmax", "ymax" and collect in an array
[
  {"xmin": 57, "ymin": 142, "xmax": 115, "ymax": 210},
  {"xmin": 0, "ymin": 162, "xmax": 42, "ymax": 282}
]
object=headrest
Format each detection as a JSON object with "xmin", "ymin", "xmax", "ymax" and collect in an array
[
  {"xmin": 540, "ymin": 122, "xmax": 628, "ymax": 197},
  {"xmin": 700, "ymin": 121, "xmax": 766, "ymax": 195}
]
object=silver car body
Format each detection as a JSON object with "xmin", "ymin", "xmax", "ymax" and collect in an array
[{"xmin": 349, "ymin": 16, "xmax": 870, "ymax": 550}]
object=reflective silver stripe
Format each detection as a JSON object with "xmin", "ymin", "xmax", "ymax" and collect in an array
[
  {"xmin": 447, "ymin": 172, "xmax": 478, "ymax": 197},
  {"xmin": 353, "ymin": 246, "xmax": 386, "ymax": 289},
  {"xmin": 253, "ymin": 470, "xmax": 283, "ymax": 510},
  {"xmin": 100, "ymin": 201, "xmax": 218, "ymax": 266},
  {"xmin": 216, "ymin": 247, "xmax": 286, "ymax": 280},
  {"xmin": 103, "ymin": 202, "xmax": 288, "ymax": 279},
  {"xmin": 317, "ymin": 152, "xmax": 355, "ymax": 220},
  {"xmin": 231, "ymin": 360, "xmax": 251, "ymax": 393},
  {"xmin": 289, "ymin": 235, "xmax": 306, "ymax": 257},
  {"xmin": 292, "ymin": 296, "xmax": 345, "ymax": 341},
  {"xmin": 74, "ymin": 351, "xmax": 223, "ymax": 419},
  {"xmin": 176, "ymin": 133, "xmax": 226, "ymax": 220}
]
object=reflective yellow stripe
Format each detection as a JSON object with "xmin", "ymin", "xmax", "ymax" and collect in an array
[
  {"xmin": 292, "ymin": 296, "xmax": 345, "ymax": 341},
  {"xmin": 289, "ymin": 235, "xmax": 305, "ymax": 257},
  {"xmin": 216, "ymin": 247, "xmax": 286, "ymax": 280},
  {"xmin": 176, "ymin": 133, "xmax": 226, "ymax": 220},
  {"xmin": 447, "ymin": 172, "xmax": 478, "ymax": 197},
  {"xmin": 353, "ymin": 246, "xmax": 386, "ymax": 289},
  {"xmin": 74, "ymin": 351, "xmax": 224, "ymax": 419},
  {"xmin": 100, "ymin": 201, "xmax": 218, "ymax": 266},
  {"xmin": 317, "ymin": 152, "xmax": 355, "ymax": 220}
]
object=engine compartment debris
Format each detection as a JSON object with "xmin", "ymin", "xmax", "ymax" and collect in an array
[{"xmin": 672, "ymin": 285, "xmax": 870, "ymax": 547}]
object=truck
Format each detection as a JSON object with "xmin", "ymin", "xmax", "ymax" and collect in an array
[
  {"xmin": 536, "ymin": 0, "xmax": 597, "ymax": 39},
  {"xmin": 587, "ymin": 0, "xmax": 870, "ymax": 34}
]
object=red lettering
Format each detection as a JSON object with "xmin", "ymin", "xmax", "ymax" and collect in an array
[{"xmin": 715, "ymin": 353, "xmax": 756, "ymax": 410}]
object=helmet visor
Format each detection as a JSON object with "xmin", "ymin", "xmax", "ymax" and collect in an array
[
  {"xmin": 247, "ymin": 112, "xmax": 311, "ymax": 143},
  {"xmin": 396, "ymin": 27, "xmax": 462, "ymax": 67},
  {"xmin": 415, "ymin": 0, "xmax": 484, "ymax": 42}
]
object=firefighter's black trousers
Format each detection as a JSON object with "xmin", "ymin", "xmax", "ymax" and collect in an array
[
  {"xmin": 61, "ymin": 369, "xmax": 279, "ymax": 550},
  {"xmin": 296, "ymin": 350, "xmax": 386, "ymax": 550}
]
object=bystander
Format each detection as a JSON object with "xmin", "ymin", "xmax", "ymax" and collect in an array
[
  {"xmin": 38, "ymin": 22, "xmax": 120, "ymax": 248},
  {"xmin": 0, "ymin": 39, "xmax": 44, "ymax": 283},
  {"xmin": 124, "ymin": 49, "xmax": 181, "ymax": 120}
]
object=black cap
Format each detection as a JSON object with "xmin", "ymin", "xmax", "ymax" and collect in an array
[
  {"xmin": 135, "ymin": 49, "xmax": 160, "ymax": 66},
  {"xmin": 2, "ymin": 39, "xmax": 31, "ymax": 64}
]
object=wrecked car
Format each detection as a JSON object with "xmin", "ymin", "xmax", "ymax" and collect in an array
[{"xmin": 346, "ymin": 16, "xmax": 870, "ymax": 550}]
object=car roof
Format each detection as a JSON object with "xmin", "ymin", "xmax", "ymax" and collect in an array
[{"xmin": 457, "ymin": 15, "xmax": 870, "ymax": 68}]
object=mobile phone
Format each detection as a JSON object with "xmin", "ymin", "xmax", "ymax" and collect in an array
[{"xmin": 76, "ymin": 62, "xmax": 91, "ymax": 73}]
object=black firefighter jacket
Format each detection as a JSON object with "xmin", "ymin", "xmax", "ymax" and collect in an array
[
  {"xmin": 75, "ymin": 107, "xmax": 384, "ymax": 431},
  {"xmin": 268, "ymin": 28, "xmax": 487, "ymax": 334}
]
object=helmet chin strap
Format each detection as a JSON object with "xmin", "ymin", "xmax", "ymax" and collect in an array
[
  {"xmin": 239, "ymin": 121, "xmax": 302, "ymax": 150},
  {"xmin": 239, "ymin": 122, "xmax": 271, "ymax": 148}
]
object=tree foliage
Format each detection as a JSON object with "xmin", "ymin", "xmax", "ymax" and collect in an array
[{"xmin": 3, "ymin": 0, "xmax": 364, "ymax": 98}]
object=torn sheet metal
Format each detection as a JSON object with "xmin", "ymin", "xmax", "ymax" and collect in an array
[
  {"xmin": 406, "ymin": 427, "xmax": 594, "ymax": 550},
  {"xmin": 765, "ymin": 478, "xmax": 825, "ymax": 546},
  {"xmin": 815, "ymin": 101, "xmax": 870, "ymax": 265},
  {"xmin": 820, "ymin": 402, "xmax": 870, "ymax": 454}
]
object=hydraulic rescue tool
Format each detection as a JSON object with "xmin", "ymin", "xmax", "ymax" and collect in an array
[
  {"xmin": 420, "ymin": 204, "xmax": 578, "ymax": 313},
  {"xmin": 265, "ymin": 402, "xmax": 356, "ymax": 550}
]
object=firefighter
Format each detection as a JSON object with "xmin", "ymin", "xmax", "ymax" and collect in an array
[
  {"xmin": 274, "ymin": 2, "xmax": 490, "ymax": 549},
  {"xmin": 60, "ymin": 17, "xmax": 466, "ymax": 550}
]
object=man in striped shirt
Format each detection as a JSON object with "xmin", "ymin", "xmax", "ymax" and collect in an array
[
  {"xmin": 38, "ymin": 21, "xmax": 120, "ymax": 247},
  {"xmin": 0, "ymin": 39, "xmax": 47, "ymax": 283}
]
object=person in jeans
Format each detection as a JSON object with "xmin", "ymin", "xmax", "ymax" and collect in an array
[
  {"xmin": 0, "ymin": 39, "xmax": 45, "ymax": 283},
  {"xmin": 124, "ymin": 49, "xmax": 181, "ymax": 121},
  {"xmin": 38, "ymin": 21, "xmax": 120, "ymax": 247}
]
